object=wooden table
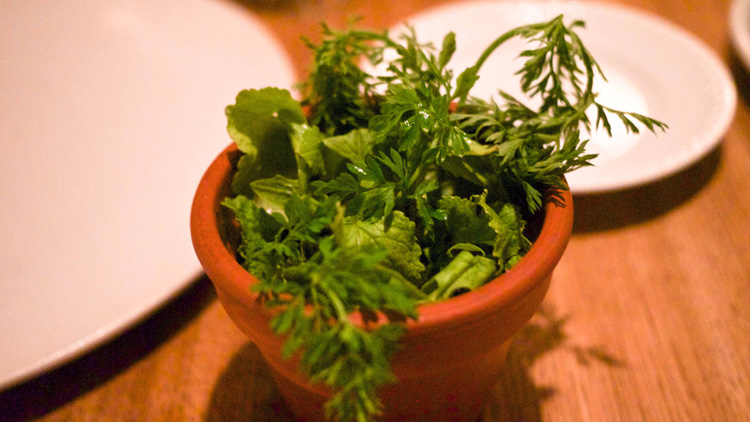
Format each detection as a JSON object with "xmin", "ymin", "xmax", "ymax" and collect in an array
[{"xmin": 3, "ymin": 0, "xmax": 749, "ymax": 420}]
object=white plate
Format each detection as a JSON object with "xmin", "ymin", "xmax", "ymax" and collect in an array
[
  {"xmin": 389, "ymin": 0, "xmax": 736, "ymax": 194},
  {"xmin": 731, "ymin": 0, "xmax": 750, "ymax": 71},
  {"xmin": 0, "ymin": 0, "xmax": 296, "ymax": 389}
]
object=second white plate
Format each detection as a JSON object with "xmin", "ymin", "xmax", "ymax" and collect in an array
[
  {"xmin": 391, "ymin": 0, "xmax": 736, "ymax": 194},
  {"xmin": 730, "ymin": 0, "xmax": 750, "ymax": 72}
]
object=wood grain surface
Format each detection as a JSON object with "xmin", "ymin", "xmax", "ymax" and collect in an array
[{"xmin": 2, "ymin": 0, "xmax": 749, "ymax": 421}]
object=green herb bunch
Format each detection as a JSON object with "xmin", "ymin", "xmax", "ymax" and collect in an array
[{"xmin": 221, "ymin": 16, "xmax": 666, "ymax": 422}]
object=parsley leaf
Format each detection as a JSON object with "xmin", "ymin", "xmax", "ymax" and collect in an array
[
  {"xmin": 334, "ymin": 210, "xmax": 426, "ymax": 286},
  {"xmin": 226, "ymin": 88, "xmax": 305, "ymax": 196}
]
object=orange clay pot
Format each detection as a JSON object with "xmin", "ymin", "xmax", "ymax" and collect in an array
[{"xmin": 191, "ymin": 143, "xmax": 574, "ymax": 422}]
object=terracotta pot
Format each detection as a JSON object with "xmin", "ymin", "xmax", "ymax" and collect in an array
[{"xmin": 191, "ymin": 143, "xmax": 574, "ymax": 422}]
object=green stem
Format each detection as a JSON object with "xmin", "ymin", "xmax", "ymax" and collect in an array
[{"xmin": 318, "ymin": 281, "xmax": 350, "ymax": 322}]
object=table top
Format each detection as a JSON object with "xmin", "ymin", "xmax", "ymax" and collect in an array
[{"xmin": 3, "ymin": 0, "xmax": 749, "ymax": 421}]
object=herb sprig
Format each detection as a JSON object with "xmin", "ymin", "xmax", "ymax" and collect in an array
[{"xmin": 222, "ymin": 16, "xmax": 666, "ymax": 422}]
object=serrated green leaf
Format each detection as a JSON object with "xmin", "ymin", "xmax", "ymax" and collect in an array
[
  {"xmin": 334, "ymin": 211, "xmax": 425, "ymax": 284},
  {"xmin": 250, "ymin": 174, "xmax": 298, "ymax": 215},
  {"xmin": 222, "ymin": 195, "xmax": 281, "ymax": 243},
  {"xmin": 472, "ymin": 192, "xmax": 531, "ymax": 271},
  {"xmin": 421, "ymin": 251, "xmax": 496, "ymax": 299},
  {"xmin": 226, "ymin": 88, "xmax": 303, "ymax": 193},
  {"xmin": 437, "ymin": 195, "xmax": 496, "ymax": 247},
  {"xmin": 323, "ymin": 128, "xmax": 377, "ymax": 163},
  {"xmin": 290, "ymin": 123, "xmax": 326, "ymax": 184},
  {"xmin": 440, "ymin": 154, "xmax": 493, "ymax": 187},
  {"xmin": 226, "ymin": 87, "xmax": 305, "ymax": 154}
]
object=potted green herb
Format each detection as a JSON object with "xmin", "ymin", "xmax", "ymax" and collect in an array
[{"xmin": 191, "ymin": 16, "xmax": 665, "ymax": 422}]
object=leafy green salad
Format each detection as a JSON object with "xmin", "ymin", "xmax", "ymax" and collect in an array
[{"xmin": 221, "ymin": 16, "xmax": 666, "ymax": 422}]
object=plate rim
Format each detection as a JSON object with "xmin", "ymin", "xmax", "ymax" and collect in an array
[{"xmin": 0, "ymin": 274, "xmax": 202, "ymax": 389}]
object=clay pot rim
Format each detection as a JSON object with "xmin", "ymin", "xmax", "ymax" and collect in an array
[{"xmin": 191, "ymin": 143, "xmax": 573, "ymax": 337}]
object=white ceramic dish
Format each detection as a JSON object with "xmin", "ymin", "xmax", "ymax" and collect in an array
[
  {"xmin": 0, "ymin": 0, "xmax": 296, "ymax": 389},
  {"xmin": 731, "ymin": 0, "xmax": 750, "ymax": 71},
  {"xmin": 389, "ymin": 0, "xmax": 736, "ymax": 194}
]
